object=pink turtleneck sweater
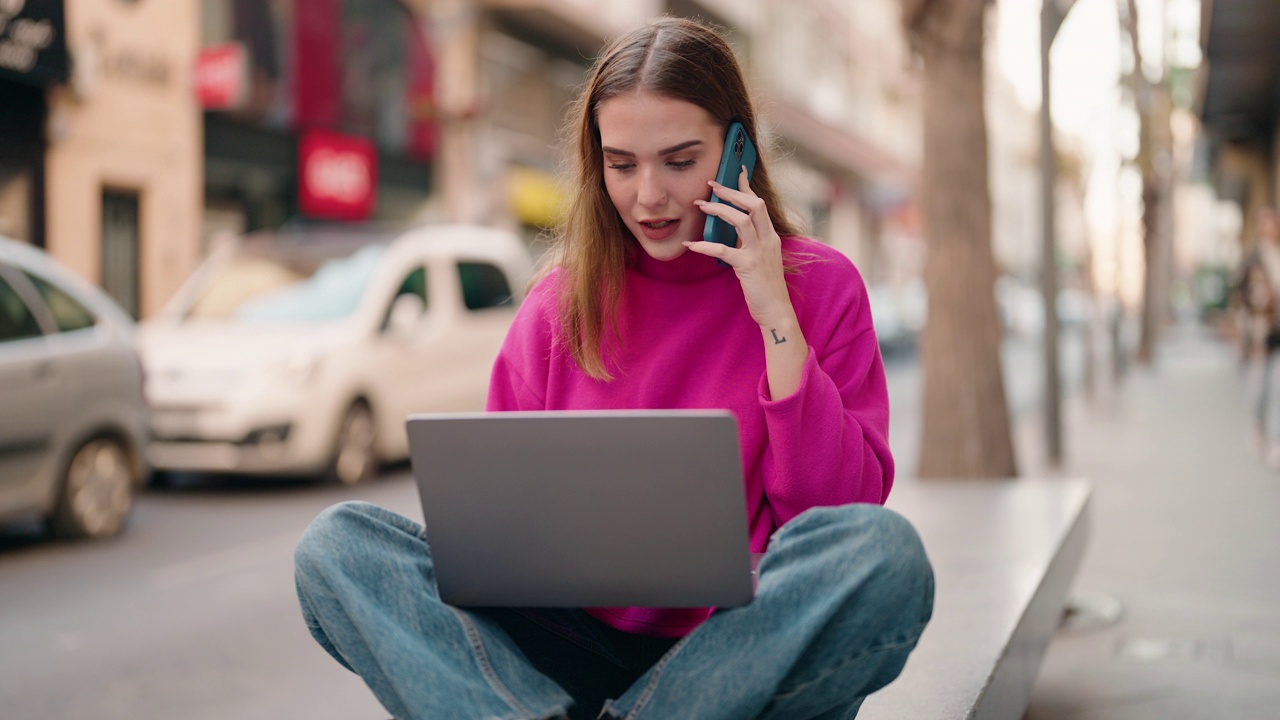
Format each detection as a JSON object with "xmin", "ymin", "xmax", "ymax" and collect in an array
[{"xmin": 485, "ymin": 236, "xmax": 893, "ymax": 637}]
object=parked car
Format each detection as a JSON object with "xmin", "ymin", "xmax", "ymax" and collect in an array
[
  {"xmin": 0, "ymin": 238, "xmax": 149, "ymax": 539},
  {"xmin": 139, "ymin": 224, "xmax": 534, "ymax": 484}
]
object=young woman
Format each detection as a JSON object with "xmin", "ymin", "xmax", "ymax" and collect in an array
[
  {"xmin": 295, "ymin": 16, "xmax": 934, "ymax": 720},
  {"xmin": 1239, "ymin": 207, "xmax": 1280, "ymax": 466}
]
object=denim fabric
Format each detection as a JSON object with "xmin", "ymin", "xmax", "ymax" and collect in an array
[
  {"xmin": 482, "ymin": 609, "xmax": 679, "ymax": 720},
  {"xmin": 295, "ymin": 501, "xmax": 933, "ymax": 720}
]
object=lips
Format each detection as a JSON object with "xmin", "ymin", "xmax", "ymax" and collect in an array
[{"xmin": 637, "ymin": 219, "xmax": 679, "ymax": 241}]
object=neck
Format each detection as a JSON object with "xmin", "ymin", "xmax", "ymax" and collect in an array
[{"xmin": 631, "ymin": 247, "xmax": 726, "ymax": 283}]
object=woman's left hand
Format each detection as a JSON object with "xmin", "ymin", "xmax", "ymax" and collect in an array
[
  {"xmin": 688, "ymin": 167, "xmax": 795, "ymax": 329},
  {"xmin": 689, "ymin": 166, "xmax": 809, "ymax": 399}
]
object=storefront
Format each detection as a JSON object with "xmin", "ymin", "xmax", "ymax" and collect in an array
[
  {"xmin": 0, "ymin": 0, "xmax": 70, "ymax": 247},
  {"xmin": 42, "ymin": 0, "xmax": 201, "ymax": 319},
  {"xmin": 198, "ymin": 0, "xmax": 437, "ymax": 242}
]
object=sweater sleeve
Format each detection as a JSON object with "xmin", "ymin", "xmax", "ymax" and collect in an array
[{"xmin": 757, "ymin": 254, "xmax": 893, "ymax": 526}]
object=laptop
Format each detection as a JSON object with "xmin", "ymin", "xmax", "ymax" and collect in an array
[{"xmin": 405, "ymin": 410, "xmax": 756, "ymax": 608}]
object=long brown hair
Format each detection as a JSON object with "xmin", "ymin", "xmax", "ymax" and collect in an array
[{"xmin": 548, "ymin": 16, "xmax": 800, "ymax": 380}]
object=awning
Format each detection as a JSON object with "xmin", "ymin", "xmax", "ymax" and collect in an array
[
  {"xmin": 1197, "ymin": 0, "xmax": 1280, "ymax": 143},
  {"xmin": 0, "ymin": 0, "xmax": 69, "ymax": 88}
]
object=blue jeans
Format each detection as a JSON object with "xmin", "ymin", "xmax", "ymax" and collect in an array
[{"xmin": 294, "ymin": 501, "xmax": 934, "ymax": 720}]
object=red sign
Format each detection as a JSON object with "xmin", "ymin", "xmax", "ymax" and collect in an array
[
  {"xmin": 292, "ymin": 0, "xmax": 341, "ymax": 129},
  {"xmin": 405, "ymin": 21, "xmax": 438, "ymax": 161},
  {"xmin": 194, "ymin": 43, "xmax": 246, "ymax": 110},
  {"xmin": 298, "ymin": 130, "xmax": 377, "ymax": 221}
]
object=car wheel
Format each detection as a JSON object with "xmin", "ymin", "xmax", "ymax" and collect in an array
[
  {"xmin": 329, "ymin": 402, "xmax": 378, "ymax": 485},
  {"xmin": 52, "ymin": 437, "xmax": 136, "ymax": 539}
]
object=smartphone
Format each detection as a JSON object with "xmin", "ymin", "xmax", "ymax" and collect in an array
[{"xmin": 702, "ymin": 121, "xmax": 758, "ymax": 248}]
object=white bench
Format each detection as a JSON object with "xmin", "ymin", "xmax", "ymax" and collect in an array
[{"xmin": 860, "ymin": 477, "xmax": 1092, "ymax": 720}]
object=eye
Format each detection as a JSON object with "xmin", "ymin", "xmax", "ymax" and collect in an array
[
  {"xmin": 668, "ymin": 159, "xmax": 696, "ymax": 170},
  {"xmin": 607, "ymin": 162, "xmax": 635, "ymax": 172}
]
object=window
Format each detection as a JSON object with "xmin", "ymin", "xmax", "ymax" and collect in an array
[
  {"xmin": 24, "ymin": 272, "xmax": 96, "ymax": 332},
  {"xmin": 0, "ymin": 274, "xmax": 42, "ymax": 343},
  {"xmin": 395, "ymin": 266, "xmax": 428, "ymax": 304},
  {"xmin": 382, "ymin": 266, "xmax": 428, "ymax": 328},
  {"xmin": 456, "ymin": 262, "xmax": 513, "ymax": 310}
]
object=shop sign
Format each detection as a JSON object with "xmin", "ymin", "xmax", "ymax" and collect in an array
[
  {"xmin": 298, "ymin": 129, "xmax": 377, "ymax": 221},
  {"xmin": 0, "ymin": 0, "xmax": 69, "ymax": 87},
  {"xmin": 195, "ymin": 43, "xmax": 246, "ymax": 110}
]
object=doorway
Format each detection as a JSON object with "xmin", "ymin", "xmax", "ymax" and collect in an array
[{"xmin": 102, "ymin": 189, "xmax": 141, "ymax": 318}]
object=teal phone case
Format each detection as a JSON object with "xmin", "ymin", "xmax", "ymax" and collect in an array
[{"xmin": 702, "ymin": 122, "xmax": 758, "ymax": 248}]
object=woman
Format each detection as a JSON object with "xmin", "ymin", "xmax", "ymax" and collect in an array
[
  {"xmin": 1238, "ymin": 206, "xmax": 1280, "ymax": 466},
  {"xmin": 295, "ymin": 16, "xmax": 933, "ymax": 720}
]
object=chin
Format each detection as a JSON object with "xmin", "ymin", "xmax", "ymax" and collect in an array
[{"xmin": 638, "ymin": 240, "xmax": 688, "ymax": 261}]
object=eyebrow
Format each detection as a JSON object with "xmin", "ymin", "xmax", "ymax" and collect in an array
[{"xmin": 600, "ymin": 140, "xmax": 703, "ymax": 157}]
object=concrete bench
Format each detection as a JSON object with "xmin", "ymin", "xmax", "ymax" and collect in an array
[{"xmin": 859, "ymin": 477, "xmax": 1092, "ymax": 720}]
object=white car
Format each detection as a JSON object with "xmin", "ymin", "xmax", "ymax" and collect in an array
[
  {"xmin": 139, "ymin": 224, "xmax": 534, "ymax": 484},
  {"xmin": 0, "ymin": 238, "xmax": 149, "ymax": 539}
]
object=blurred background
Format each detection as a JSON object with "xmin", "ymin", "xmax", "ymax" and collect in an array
[{"xmin": 1, "ymin": 0, "xmax": 1276, "ymax": 718}]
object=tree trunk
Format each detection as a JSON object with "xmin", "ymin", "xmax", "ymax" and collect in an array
[
  {"xmin": 904, "ymin": 0, "xmax": 1018, "ymax": 478},
  {"xmin": 1124, "ymin": 0, "xmax": 1172, "ymax": 366}
]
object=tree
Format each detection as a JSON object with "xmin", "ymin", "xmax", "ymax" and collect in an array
[
  {"xmin": 1120, "ymin": 0, "xmax": 1173, "ymax": 366},
  {"xmin": 902, "ymin": 0, "xmax": 1018, "ymax": 478}
]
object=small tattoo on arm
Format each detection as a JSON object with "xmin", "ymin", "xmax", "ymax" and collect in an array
[{"xmin": 770, "ymin": 329, "xmax": 787, "ymax": 345}]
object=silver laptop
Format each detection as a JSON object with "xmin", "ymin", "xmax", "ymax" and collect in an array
[{"xmin": 405, "ymin": 410, "xmax": 756, "ymax": 608}]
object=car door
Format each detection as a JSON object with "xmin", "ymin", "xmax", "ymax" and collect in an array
[
  {"xmin": 459, "ymin": 258, "xmax": 520, "ymax": 390},
  {"xmin": 423, "ymin": 258, "xmax": 520, "ymax": 412},
  {"xmin": 365, "ymin": 263, "xmax": 433, "ymax": 457},
  {"xmin": 0, "ymin": 266, "xmax": 65, "ymax": 516}
]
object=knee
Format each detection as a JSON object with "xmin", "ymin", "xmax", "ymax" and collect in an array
[
  {"xmin": 863, "ymin": 507, "xmax": 933, "ymax": 623},
  {"xmin": 294, "ymin": 501, "xmax": 382, "ymax": 579},
  {"xmin": 849, "ymin": 507, "xmax": 934, "ymax": 632},
  {"xmin": 784, "ymin": 504, "xmax": 935, "ymax": 625}
]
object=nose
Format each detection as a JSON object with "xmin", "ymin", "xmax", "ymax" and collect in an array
[{"xmin": 637, "ymin": 167, "xmax": 667, "ymax": 209}]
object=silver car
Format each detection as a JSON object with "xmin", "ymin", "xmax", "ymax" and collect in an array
[{"xmin": 0, "ymin": 238, "xmax": 149, "ymax": 539}]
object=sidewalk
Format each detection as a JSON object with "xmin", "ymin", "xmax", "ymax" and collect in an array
[{"xmin": 1018, "ymin": 324, "xmax": 1280, "ymax": 719}]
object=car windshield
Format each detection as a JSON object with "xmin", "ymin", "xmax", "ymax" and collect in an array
[{"xmin": 185, "ymin": 239, "xmax": 388, "ymax": 323}]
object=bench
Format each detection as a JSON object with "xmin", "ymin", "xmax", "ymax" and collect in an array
[{"xmin": 859, "ymin": 477, "xmax": 1092, "ymax": 720}]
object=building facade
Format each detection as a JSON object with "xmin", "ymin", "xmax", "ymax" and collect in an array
[
  {"xmin": 419, "ymin": 0, "xmax": 924, "ymax": 279},
  {"xmin": 0, "ymin": 1, "xmax": 68, "ymax": 251},
  {"xmin": 15, "ymin": 0, "xmax": 934, "ymax": 318},
  {"xmin": 45, "ymin": 0, "xmax": 202, "ymax": 319},
  {"xmin": 0, "ymin": 0, "xmax": 201, "ymax": 320},
  {"xmin": 198, "ymin": 0, "xmax": 438, "ymax": 241}
]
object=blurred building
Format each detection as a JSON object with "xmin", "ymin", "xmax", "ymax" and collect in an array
[
  {"xmin": 198, "ymin": 0, "xmax": 437, "ymax": 241},
  {"xmin": 416, "ymin": 0, "xmax": 924, "ymax": 277},
  {"xmin": 10, "ymin": 0, "xmax": 929, "ymax": 317},
  {"xmin": 1197, "ymin": 2, "xmax": 1280, "ymax": 242},
  {"xmin": 1, "ymin": 0, "xmax": 201, "ymax": 319},
  {"xmin": 0, "ymin": 0, "xmax": 67, "ymax": 250}
]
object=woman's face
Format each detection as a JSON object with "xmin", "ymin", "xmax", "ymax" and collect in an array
[{"xmin": 596, "ymin": 91, "xmax": 725, "ymax": 261}]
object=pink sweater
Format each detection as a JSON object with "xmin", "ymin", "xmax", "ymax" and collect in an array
[{"xmin": 486, "ymin": 236, "xmax": 893, "ymax": 637}]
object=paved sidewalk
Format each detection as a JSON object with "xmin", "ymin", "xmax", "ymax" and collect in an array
[{"xmin": 1019, "ymin": 324, "xmax": 1280, "ymax": 719}]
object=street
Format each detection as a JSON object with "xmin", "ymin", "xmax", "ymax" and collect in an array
[
  {"xmin": 0, "ymin": 472, "xmax": 413, "ymax": 720},
  {"xmin": 0, "ymin": 333, "xmax": 1081, "ymax": 720}
]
